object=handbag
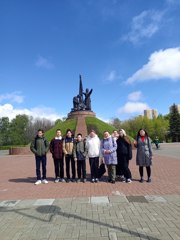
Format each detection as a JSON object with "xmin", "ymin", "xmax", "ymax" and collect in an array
[{"xmin": 98, "ymin": 163, "xmax": 106, "ymax": 178}]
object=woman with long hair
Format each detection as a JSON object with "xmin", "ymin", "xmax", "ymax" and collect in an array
[{"xmin": 134, "ymin": 129, "xmax": 153, "ymax": 183}]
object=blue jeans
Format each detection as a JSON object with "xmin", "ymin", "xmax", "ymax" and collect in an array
[{"xmin": 35, "ymin": 155, "xmax": 47, "ymax": 180}]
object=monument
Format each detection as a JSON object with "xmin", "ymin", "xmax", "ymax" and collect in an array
[
  {"xmin": 67, "ymin": 75, "xmax": 96, "ymax": 137},
  {"xmin": 68, "ymin": 75, "xmax": 96, "ymax": 119}
]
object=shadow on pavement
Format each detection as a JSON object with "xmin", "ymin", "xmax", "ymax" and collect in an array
[
  {"xmin": 0, "ymin": 205, "xmax": 161, "ymax": 240},
  {"xmin": 8, "ymin": 177, "xmax": 55, "ymax": 183}
]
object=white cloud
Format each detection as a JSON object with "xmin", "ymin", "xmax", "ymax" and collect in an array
[
  {"xmin": 126, "ymin": 47, "xmax": 180, "ymax": 84},
  {"xmin": 0, "ymin": 104, "xmax": 63, "ymax": 121},
  {"xmin": 128, "ymin": 91, "xmax": 143, "ymax": 101},
  {"xmin": 35, "ymin": 56, "xmax": 54, "ymax": 69},
  {"xmin": 122, "ymin": 10, "xmax": 164, "ymax": 44},
  {"xmin": 118, "ymin": 101, "xmax": 149, "ymax": 114},
  {"xmin": 0, "ymin": 92, "xmax": 24, "ymax": 104},
  {"xmin": 106, "ymin": 70, "xmax": 118, "ymax": 82},
  {"xmin": 103, "ymin": 70, "xmax": 122, "ymax": 83}
]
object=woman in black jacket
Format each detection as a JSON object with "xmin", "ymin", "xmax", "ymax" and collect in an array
[{"xmin": 116, "ymin": 129, "xmax": 132, "ymax": 183}]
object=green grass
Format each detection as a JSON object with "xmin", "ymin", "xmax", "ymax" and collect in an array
[
  {"xmin": 44, "ymin": 118, "xmax": 77, "ymax": 141},
  {"xmin": 0, "ymin": 145, "xmax": 27, "ymax": 150},
  {"xmin": 85, "ymin": 117, "xmax": 116, "ymax": 139}
]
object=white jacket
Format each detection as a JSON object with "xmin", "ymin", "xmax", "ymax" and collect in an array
[{"xmin": 86, "ymin": 135, "xmax": 101, "ymax": 158}]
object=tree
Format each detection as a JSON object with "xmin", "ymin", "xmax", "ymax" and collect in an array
[
  {"xmin": 0, "ymin": 117, "xmax": 10, "ymax": 145},
  {"xmin": 9, "ymin": 114, "xmax": 30, "ymax": 145},
  {"xmin": 169, "ymin": 104, "xmax": 180, "ymax": 142}
]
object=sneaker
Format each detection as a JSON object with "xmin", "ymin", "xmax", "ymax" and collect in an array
[
  {"xmin": 42, "ymin": 179, "xmax": 48, "ymax": 184},
  {"xmin": 91, "ymin": 178, "xmax": 95, "ymax": 183},
  {"xmin": 83, "ymin": 178, "xmax": 86, "ymax": 183},
  {"xmin": 108, "ymin": 179, "xmax": 112, "ymax": 183},
  {"xmin": 126, "ymin": 179, "xmax": 132, "ymax": 183},
  {"xmin": 111, "ymin": 180, "xmax": 115, "ymax": 184},
  {"xmin": 66, "ymin": 179, "xmax": 70, "ymax": 183},
  {"xmin": 139, "ymin": 178, "xmax": 144, "ymax": 183},
  {"xmin": 60, "ymin": 178, "xmax": 66, "ymax": 183},
  {"xmin": 122, "ymin": 178, "xmax": 126, "ymax": 183},
  {"xmin": 71, "ymin": 179, "xmax": 76, "ymax": 182},
  {"xmin": 77, "ymin": 179, "xmax": 81, "ymax": 183},
  {"xmin": 95, "ymin": 178, "xmax": 99, "ymax": 183},
  {"xmin": 34, "ymin": 180, "xmax": 41, "ymax": 185},
  {"xmin": 54, "ymin": 178, "xmax": 60, "ymax": 183}
]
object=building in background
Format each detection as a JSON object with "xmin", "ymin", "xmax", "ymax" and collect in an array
[{"xmin": 144, "ymin": 109, "xmax": 158, "ymax": 119}]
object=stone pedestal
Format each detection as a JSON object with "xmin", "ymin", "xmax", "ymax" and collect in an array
[
  {"xmin": 67, "ymin": 111, "xmax": 96, "ymax": 119},
  {"xmin": 67, "ymin": 111, "xmax": 96, "ymax": 137}
]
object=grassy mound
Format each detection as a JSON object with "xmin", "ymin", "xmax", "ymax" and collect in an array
[
  {"xmin": 45, "ymin": 118, "xmax": 77, "ymax": 141},
  {"xmin": 85, "ymin": 117, "xmax": 116, "ymax": 139}
]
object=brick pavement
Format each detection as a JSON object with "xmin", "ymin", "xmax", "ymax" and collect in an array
[{"xmin": 0, "ymin": 143, "xmax": 180, "ymax": 240}]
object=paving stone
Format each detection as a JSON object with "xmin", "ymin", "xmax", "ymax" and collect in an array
[
  {"xmin": 0, "ymin": 200, "xmax": 21, "ymax": 207},
  {"xmin": 90, "ymin": 196, "xmax": 109, "ymax": 204},
  {"xmin": 145, "ymin": 195, "xmax": 167, "ymax": 203},
  {"xmin": 33, "ymin": 199, "xmax": 55, "ymax": 206}
]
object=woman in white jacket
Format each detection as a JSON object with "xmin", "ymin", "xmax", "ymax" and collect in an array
[{"xmin": 86, "ymin": 130, "xmax": 101, "ymax": 183}]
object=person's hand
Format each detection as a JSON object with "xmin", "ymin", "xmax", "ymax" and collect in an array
[{"xmin": 74, "ymin": 157, "xmax": 77, "ymax": 161}]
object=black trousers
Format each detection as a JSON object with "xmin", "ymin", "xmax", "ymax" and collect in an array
[
  {"xmin": 77, "ymin": 160, "xmax": 86, "ymax": 179},
  {"xmin": 139, "ymin": 166, "xmax": 151, "ymax": 178},
  {"xmin": 53, "ymin": 158, "xmax": 64, "ymax": 178},
  {"xmin": 35, "ymin": 155, "xmax": 47, "ymax": 180},
  {"xmin": 89, "ymin": 157, "xmax": 99, "ymax": 179},
  {"xmin": 117, "ymin": 154, "xmax": 132, "ymax": 179},
  {"xmin": 65, "ymin": 154, "xmax": 76, "ymax": 179}
]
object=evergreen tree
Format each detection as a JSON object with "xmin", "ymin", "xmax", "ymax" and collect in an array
[{"xmin": 169, "ymin": 104, "xmax": 180, "ymax": 142}]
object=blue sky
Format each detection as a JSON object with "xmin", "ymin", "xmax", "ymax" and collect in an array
[{"xmin": 1, "ymin": 0, "xmax": 180, "ymax": 122}]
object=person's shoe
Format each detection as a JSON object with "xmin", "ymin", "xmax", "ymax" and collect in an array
[
  {"xmin": 95, "ymin": 178, "xmax": 99, "ymax": 183},
  {"xmin": 77, "ymin": 179, "xmax": 81, "ymax": 183},
  {"xmin": 111, "ymin": 180, "xmax": 115, "ymax": 184},
  {"xmin": 54, "ymin": 178, "xmax": 60, "ymax": 183},
  {"xmin": 126, "ymin": 179, "xmax": 132, "ymax": 183},
  {"xmin": 34, "ymin": 180, "xmax": 41, "ymax": 185},
  {"xmin": 139, "ymin": 178, "xmax": 144, "ymax": 183},
  {"xmin": 66, "ymin": 179, "xmax": 70, "ymax": 183},
  {"xmin": 108, "ymin": 179, "xmax": 112, "ymax": 183},
  {"xmin": 42, "ymin": 179, "xmax": 48, "ymax": 184},
  {"xmin": 91, "ymin": 178, "xmax": 95, "ymax": 183},
  {"xmin": 83, "ymin": 178, "xmax": 86, "ymax": 183},
  {"xmin": 71, "ymin": 179, "xmax": 76, "ymax": 182},
  {"xmin": 147, "ymin": 178, "xmax": 151, "ymax": 183},
  {"xmin": 122, "ymin": 177, "xmax": 126, "ymax": 183},
  {"xmin": 60, "ymin": 178, "xmax": 66, "ymax": 183}
]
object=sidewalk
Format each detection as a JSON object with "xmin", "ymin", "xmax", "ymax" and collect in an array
[{"xmin": 0, "ymin": 143, "xmax": 180, "ymax": 240}]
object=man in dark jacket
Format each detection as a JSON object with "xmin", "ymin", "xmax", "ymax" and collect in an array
[
  {"xmin": 50, "ymin": 129, "xmax": 65, "ymax": 183},
  {"xmin": 30, "ymin": 129, "xmax": 49, "ymax": 185},
  {"xmin": 73, "ymin": 133, "xmax": 87, "ymax": 183}
]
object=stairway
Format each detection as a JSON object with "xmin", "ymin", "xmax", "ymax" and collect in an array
[{"xmin": 75, "ymin": 115, "xmax": 88, "ymax": 138}]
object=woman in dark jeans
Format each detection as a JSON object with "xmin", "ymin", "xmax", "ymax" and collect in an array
[{"xmin": 116, "ymin": 129, "xmax": 132, "ymax": 183}]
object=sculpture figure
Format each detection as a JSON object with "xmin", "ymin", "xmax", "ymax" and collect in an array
[
  {"xmin": 83, "ymin": 88, "xmax": 93, "ymax": 110},
  {"xmin": 72, "ymin": 75, "xmax": 93, "ymax": 112}
]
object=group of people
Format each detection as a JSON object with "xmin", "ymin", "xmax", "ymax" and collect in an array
[{"xmin": 30, "ymin": 128, "xmax": 153, "ymax": 185}]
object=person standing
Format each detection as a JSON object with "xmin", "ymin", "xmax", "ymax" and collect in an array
[
  {"xmin": 116, "ymin": 129, "xmax": 132, "ymax": 183},
  {"xmin": 50, "ymin": 129, "xmax": 65, "ymax": 183},
  {"xmin": 86, "ymin": 130, "xmax": 101, "ymax": 183},
  {"xmin": 30, "ymin": 129, "xmax": 49, "ymax": 185},
  {"xmin": 73, "ymin": 133, "xmax": 87, "ymax": 183},
  {"xmin": 134, "ymin": 128, "xmax": 153, "ymax": 183},
  {"xmin": 101, "ymin": 131, "xmax": 117, "ymax": 184},
  {"xmin": 63, "ymin": 129, "xmax": 76, "ymax": 182}
]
